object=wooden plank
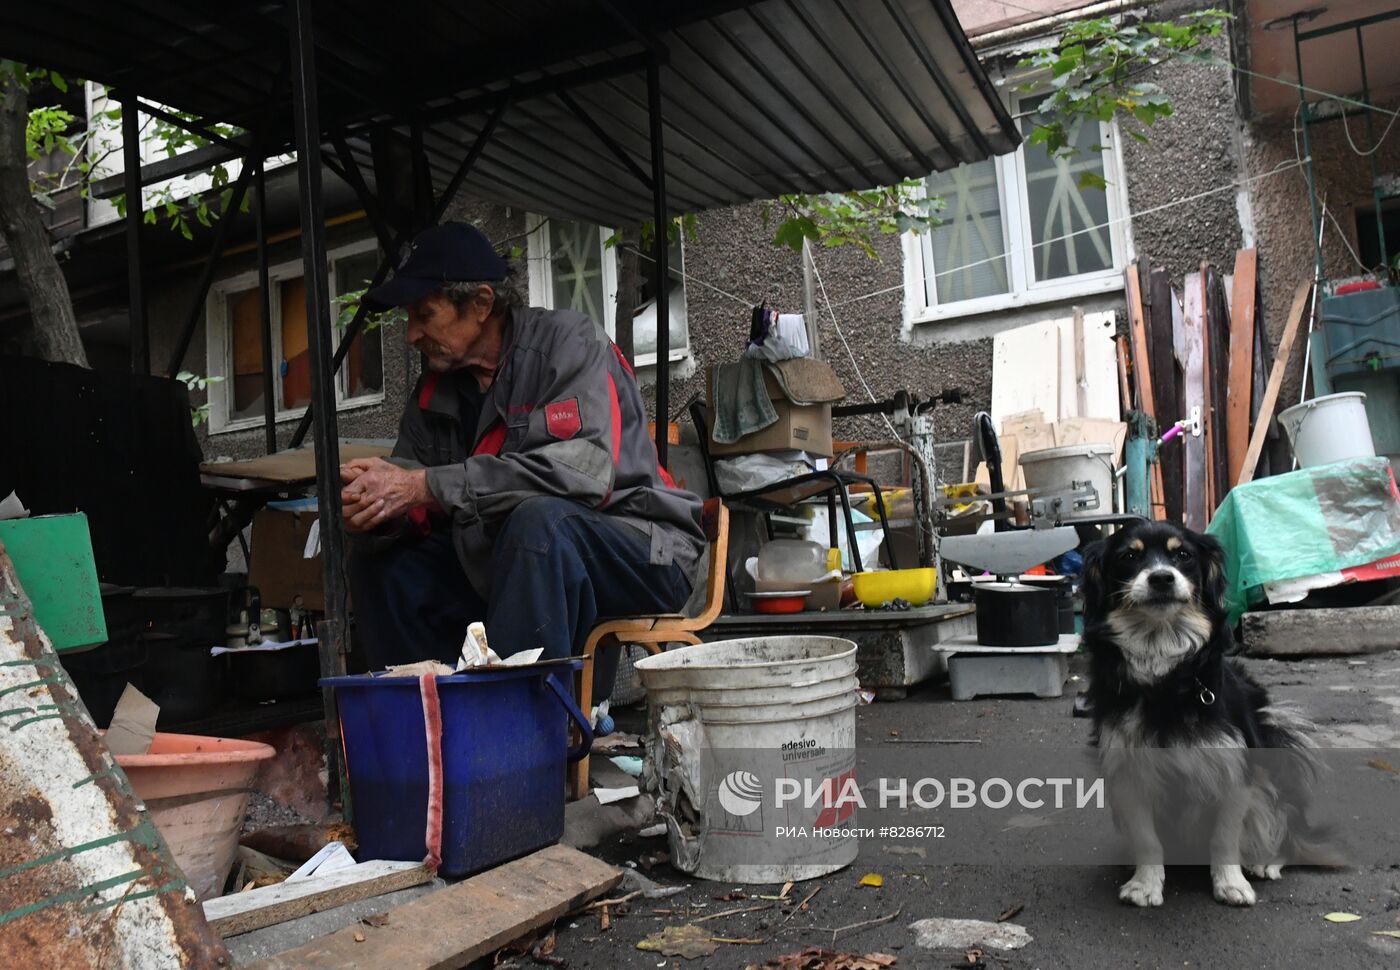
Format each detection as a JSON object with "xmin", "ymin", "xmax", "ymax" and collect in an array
[
  {"xmin": 244, "ymin": 844, "xmax": 621, "ymax": 970},
  {"xmin": 1115, "ymin": 334, "xmax": 1133, "ymax": 415},
  {"xmin": 201, "ymin": 861, "xmax": 432, "ymax": 938},
  {"xmin": 1072, "ymin": 307, "xmax": 1088, "ymax": 417},
  {"xmin": 1148, "ymin": 267, "xmax": 1182, "ymax": 522},
  {"xmin": 1238, "ymin": 281, "xmax": 1313, "ymax": 486},
  {"xmin": 1124, "ymin": 263, "xmax": 1156, "ymax": 416},
  {"xmin": 1058, "ymin": 310, "xmax": 1120, "ymax": 420},
  {"xmin": 992, "ymin": 321, "xmax": 1060, "ymax": 428},
  {"xmin": 1205, "ymin": 268, "xmax": 1234, "ymax": 510},
  {"xmin": 1226, "ymin": 248, "xmax": 1258, "ymax": 484},
  {"xmin": 1180, "ymin": 273, "xmax": 1208, "ymax": 532},
  {"xmin": 199, "ymin": 443, "xmax": 392, "ymax": 483},
  {"xmin": 1053, "ymin": 417, "xmax": 1128, "ymax": 465}
]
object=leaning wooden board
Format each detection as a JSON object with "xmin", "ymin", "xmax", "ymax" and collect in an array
[
  {"xmin": 199, "ymin": 443, "xmax": 392, "ymax": 483},
  {"xmin": 202, "ymin": 860, "xmax": 432, "ymax": 938},
  {"xmin": 243, "ymin": 844, "xmax": 621, "ymax": 970},
  {"xmin": 1238, "ymin": 280, "xmax": 1313, "ymax": 486}
]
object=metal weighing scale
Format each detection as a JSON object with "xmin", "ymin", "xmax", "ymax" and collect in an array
[{"xmin": 937, "ymin": 526, "xmax": 1083, "ymax": 701}]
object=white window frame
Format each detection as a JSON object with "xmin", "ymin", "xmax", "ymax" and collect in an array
[
  {"xmin": 204, "ymin": 237, "xmax": 386, "ymax": 434},
  {"xmin": 903, "ymin": 79, "xmax": 1134, "ymax": 327},
  {"xmin": 525, "ymin": 213, "xmax": 689, "ymax": 367}
]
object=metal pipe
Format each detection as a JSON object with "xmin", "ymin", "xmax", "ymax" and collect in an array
[
  {"xmin": 647, "ymin": 55, "xmax": 670, "ymax": 467},
  {"xmin": 286, "ymin": 104, "xmax": 505, "ymax": 450},
  {"xmin": 122, "ymin": 96, "xmax": 148, "ymax": 375},
  {"xmin": 254, "ymin": 158, "xmax": 277, "ymax": 454},
  {"xmin": 288, "ymin": 0, "xmax": 350, "ymax": 811}
]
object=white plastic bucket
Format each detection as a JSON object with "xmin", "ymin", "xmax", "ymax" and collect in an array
[
  {"xmin": 1019, "ymin": 443, "xmax": 1116, "ymax": 518},
  {"xmin": 635, "ymin": 637, "xmax": 858, "ymax": 883},
  {"xmin": 1277, "ymin": 392, "xmax": 1375, "ymax": 468}
]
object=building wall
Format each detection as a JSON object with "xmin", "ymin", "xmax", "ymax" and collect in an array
[{"xmin": 1240, "ymin": 104, "xmax": 1400, "ymax": 407}]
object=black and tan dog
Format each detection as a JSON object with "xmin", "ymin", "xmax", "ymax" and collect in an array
[{"xmin": 1080, "ymin": 520, "xmax": 1338, "ymax": 907}]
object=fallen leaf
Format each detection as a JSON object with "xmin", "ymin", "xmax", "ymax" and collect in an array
[
  {"xmin": 715, "ymin": 890, "xmax": 749, "ymax": 901},
  {"xmin": 859, "ymin": 873, "xmax": 884, "ymax": 888},
  {"xmin": 1367, "ymin": 759, "xmax": 1397, "ymax": 774},
  {"xmin": 996, "ymin": 902, "xmax": 1024, "ymax": 923},
  {"xmin": 361, "ymin": 913, "xmax": 389, "ymax": 928},
  {"xmin": 353, "ymin": 931, "xmax": 366, "ymax": 943},
  {"xmin": 1323, "ymin": 912, "xmax": 1362, "ymax": 923},
  {"xmin": 637, "ymin": 924, "xmax": 718, "ymax": 959},
  {"xmin": 1372, "ymin": 930, "xmax": 1400, "ymax": 938}
]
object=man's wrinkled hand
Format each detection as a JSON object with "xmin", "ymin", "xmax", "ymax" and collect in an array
[{"xmin": 339, "ymin": 458, "xmax": 435, "ymax": 533}]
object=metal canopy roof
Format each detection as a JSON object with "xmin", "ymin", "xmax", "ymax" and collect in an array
[{"xmin": 2, "ymin": 0, "xmax": 1019, "ymax": 226}]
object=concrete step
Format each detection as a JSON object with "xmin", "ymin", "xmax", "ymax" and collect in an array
[{"xmin": 1241, "ymin": 604, "xmax": 1400, "ymax": 657}]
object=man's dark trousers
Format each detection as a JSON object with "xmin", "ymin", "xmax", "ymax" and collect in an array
[{"xmin": 348, "ymin": 496, "xmax": 692, "ymax": 694}]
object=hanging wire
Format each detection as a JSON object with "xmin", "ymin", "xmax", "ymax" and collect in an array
[{"xmin": 807, "ymin": 248, "xmax": 902, "ymax": 441}]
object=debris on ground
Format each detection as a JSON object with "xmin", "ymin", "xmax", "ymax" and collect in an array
[
  {"xmin": 908, "ymin": 917, "xmax": 1032, "ymax": 951},
  {"xmin": 758, "ymin": 880, "xmax": 795, "ymax": 900},
  {"xmin": 747, "ymin": 947, "xmax": 898, "ymax": 969},
  {"xmin": 618, "ymin": 868, "xmax": 688, "ymax": 899},
  {"xmin": 1323, "ymin": 912, "xmax": 1362, "ymax": 922},
  {"xmin": 636, "ymin": 924, "xmax": 721, "ymax": 958},
  {"xmin": 995, "ymin": 902, "xmax": 1024, "ymax": 922},
  {"xmin": 858, "ymin": 873, "xmax": 884, "ymax": 888}
]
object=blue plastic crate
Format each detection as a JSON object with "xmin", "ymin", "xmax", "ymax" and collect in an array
[{"xmin": 323, "ymin": 660, "xmax": 590, "ymax": 877}]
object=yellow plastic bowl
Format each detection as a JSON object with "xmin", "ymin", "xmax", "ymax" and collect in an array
[{"xmin": 852, "ymin": 567, "xmax": 938, "ymax": 608}]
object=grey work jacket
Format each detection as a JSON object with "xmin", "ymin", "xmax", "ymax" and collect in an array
[{"xmin": 391, "ymin": 305, "xmax": 705, "ymax": 598}]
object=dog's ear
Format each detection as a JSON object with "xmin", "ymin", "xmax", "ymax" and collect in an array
[
  {"xmin": 1079, "ymin": 537, "xmax": 1110, "ymax": 625},
  {"xmin": 1194, "ymin": 532, "xmax": 1228, "ymax": 618}
]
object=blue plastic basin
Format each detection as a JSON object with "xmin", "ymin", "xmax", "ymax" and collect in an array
[{"xmin": 322, "ymin": 660, "xmax": 590, "ymax": 877}]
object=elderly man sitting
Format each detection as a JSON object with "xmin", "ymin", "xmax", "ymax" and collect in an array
[{"xmin": 340, "ymin": 222, "xmax": 704, "ymax": 677}]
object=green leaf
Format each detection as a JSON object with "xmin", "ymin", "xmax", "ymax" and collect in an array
[{"xmin": 1076, "ymin": 171, "xmax": 1108, "ymax": 191}]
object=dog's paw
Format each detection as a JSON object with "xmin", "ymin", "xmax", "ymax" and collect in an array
[
  {"xmin": 1119, "ymin": 871, "xmax": 1165, "ymax": 907},
  {"xmin": 1244, "ymin": 864, "xmax": 1283, "ymax": 881},
  {"xmin": 1212, "ymin": 871, "xmax": 1257, "ymax": 906}
]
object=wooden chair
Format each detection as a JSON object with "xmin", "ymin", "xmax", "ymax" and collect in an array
[{"xmin": 568, "ymin": 498, "xmax": 729, "ymax": 800}]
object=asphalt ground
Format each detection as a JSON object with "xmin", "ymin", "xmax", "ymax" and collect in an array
[{"xmin": 540, "ymin": 653, "xmax": 1400, "ymax": 970}]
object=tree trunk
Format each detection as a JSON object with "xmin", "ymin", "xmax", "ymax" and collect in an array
[
  {"xmin": 0, "ymin": 64, "xmax": 87, "ymax": 367},
  {"xmin": 614, "ymin": 227, "xmax": 639, "ymax": 364}
]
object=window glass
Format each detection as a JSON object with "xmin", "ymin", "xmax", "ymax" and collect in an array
[
  {"xmin": 924, "ymin": 159, "xmax": 1009, "ymax": 304},
  {"xmin": 334, "ymin": 250, "xmax": 384, "ymax": 398},
  {"xmin": 279, "ymin": 277, "xmax": 312, "ymax": 411},
  {"xmin": 548, "ymin": 219, "xmax": 607, "ymax": 324},
  {"xmin": 227, "ymin": 286, "xmax": 266, "ymax": 422},
  {"xmin": 1019, "ymin": 99, "xmax": 1113, "ymax": 282}
]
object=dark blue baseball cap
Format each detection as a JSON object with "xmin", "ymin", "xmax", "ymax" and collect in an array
[{"xmin": 364, "ymin": 222, "xmax": 508, "ymax": 310}]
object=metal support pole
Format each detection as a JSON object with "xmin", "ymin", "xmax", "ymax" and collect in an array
[
  {"xmin": 253, "ymin": 158, "xmax": 277, "ymax": 454},
  {"xmin": 646, "ymin": 55, "xmax": 670, "ymax": 467},
  {"xmin": 409, "ymin": 122, "xmax": 433, "ymax": 231},
  {"xmin": 286, "ymin": 103, "xmax": 506, "ymax": 449},
  {"xmin": 162, "ymin": 160, "xmax": 255, "ymax": 377},
  {"xmin": 122, "ymin": 96, "xmax": 148, "ymax": 375},
  {"xmin": 288, "ymin": 0, "xmax": 349, "ymax": 813},
  {"xmin": 1357, "ymin": 26, "xmax": 1387, "ymax": 270},
  {"xmin": 1293, "ymin": 23, "xmax": 1325, "ymax": 283}
]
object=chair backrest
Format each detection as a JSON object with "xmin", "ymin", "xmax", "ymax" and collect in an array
[
  {"xmin": 691, "ymin": 497, "xmax": 730, "ymax": 629},
  {"xmin": 687, "ymin": 398, "xmax": 723, "ymax": 498}
]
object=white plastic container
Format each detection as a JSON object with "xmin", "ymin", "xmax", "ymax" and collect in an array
[
  {"xmin": 1277, "ymin": 392, "xmax": 1375, "ymax": 469},
  {"xmin": 1019, "ymin": 443, "xmax": 1116, "ymax": 518},
  {"xmin": 635, "ymin": 637, "xmax": 858, "ymax": 883},
  {"xmin": 756, "ymin": 539, "xmax": 828, "ymax": 584}
]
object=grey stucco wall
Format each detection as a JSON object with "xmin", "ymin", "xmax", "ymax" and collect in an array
[{"xmin": 1240, "ymin": 104, "xmax": 1400, "ymax": 407}]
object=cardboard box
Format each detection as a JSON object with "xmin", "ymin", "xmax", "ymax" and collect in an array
[
  {"xmin": 707, "ymin": 367, "xmax": 834, "ymax": 458},
  {"xmin": 248, "ymin": 508, "xmax": 325, "ymax": 611}
]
